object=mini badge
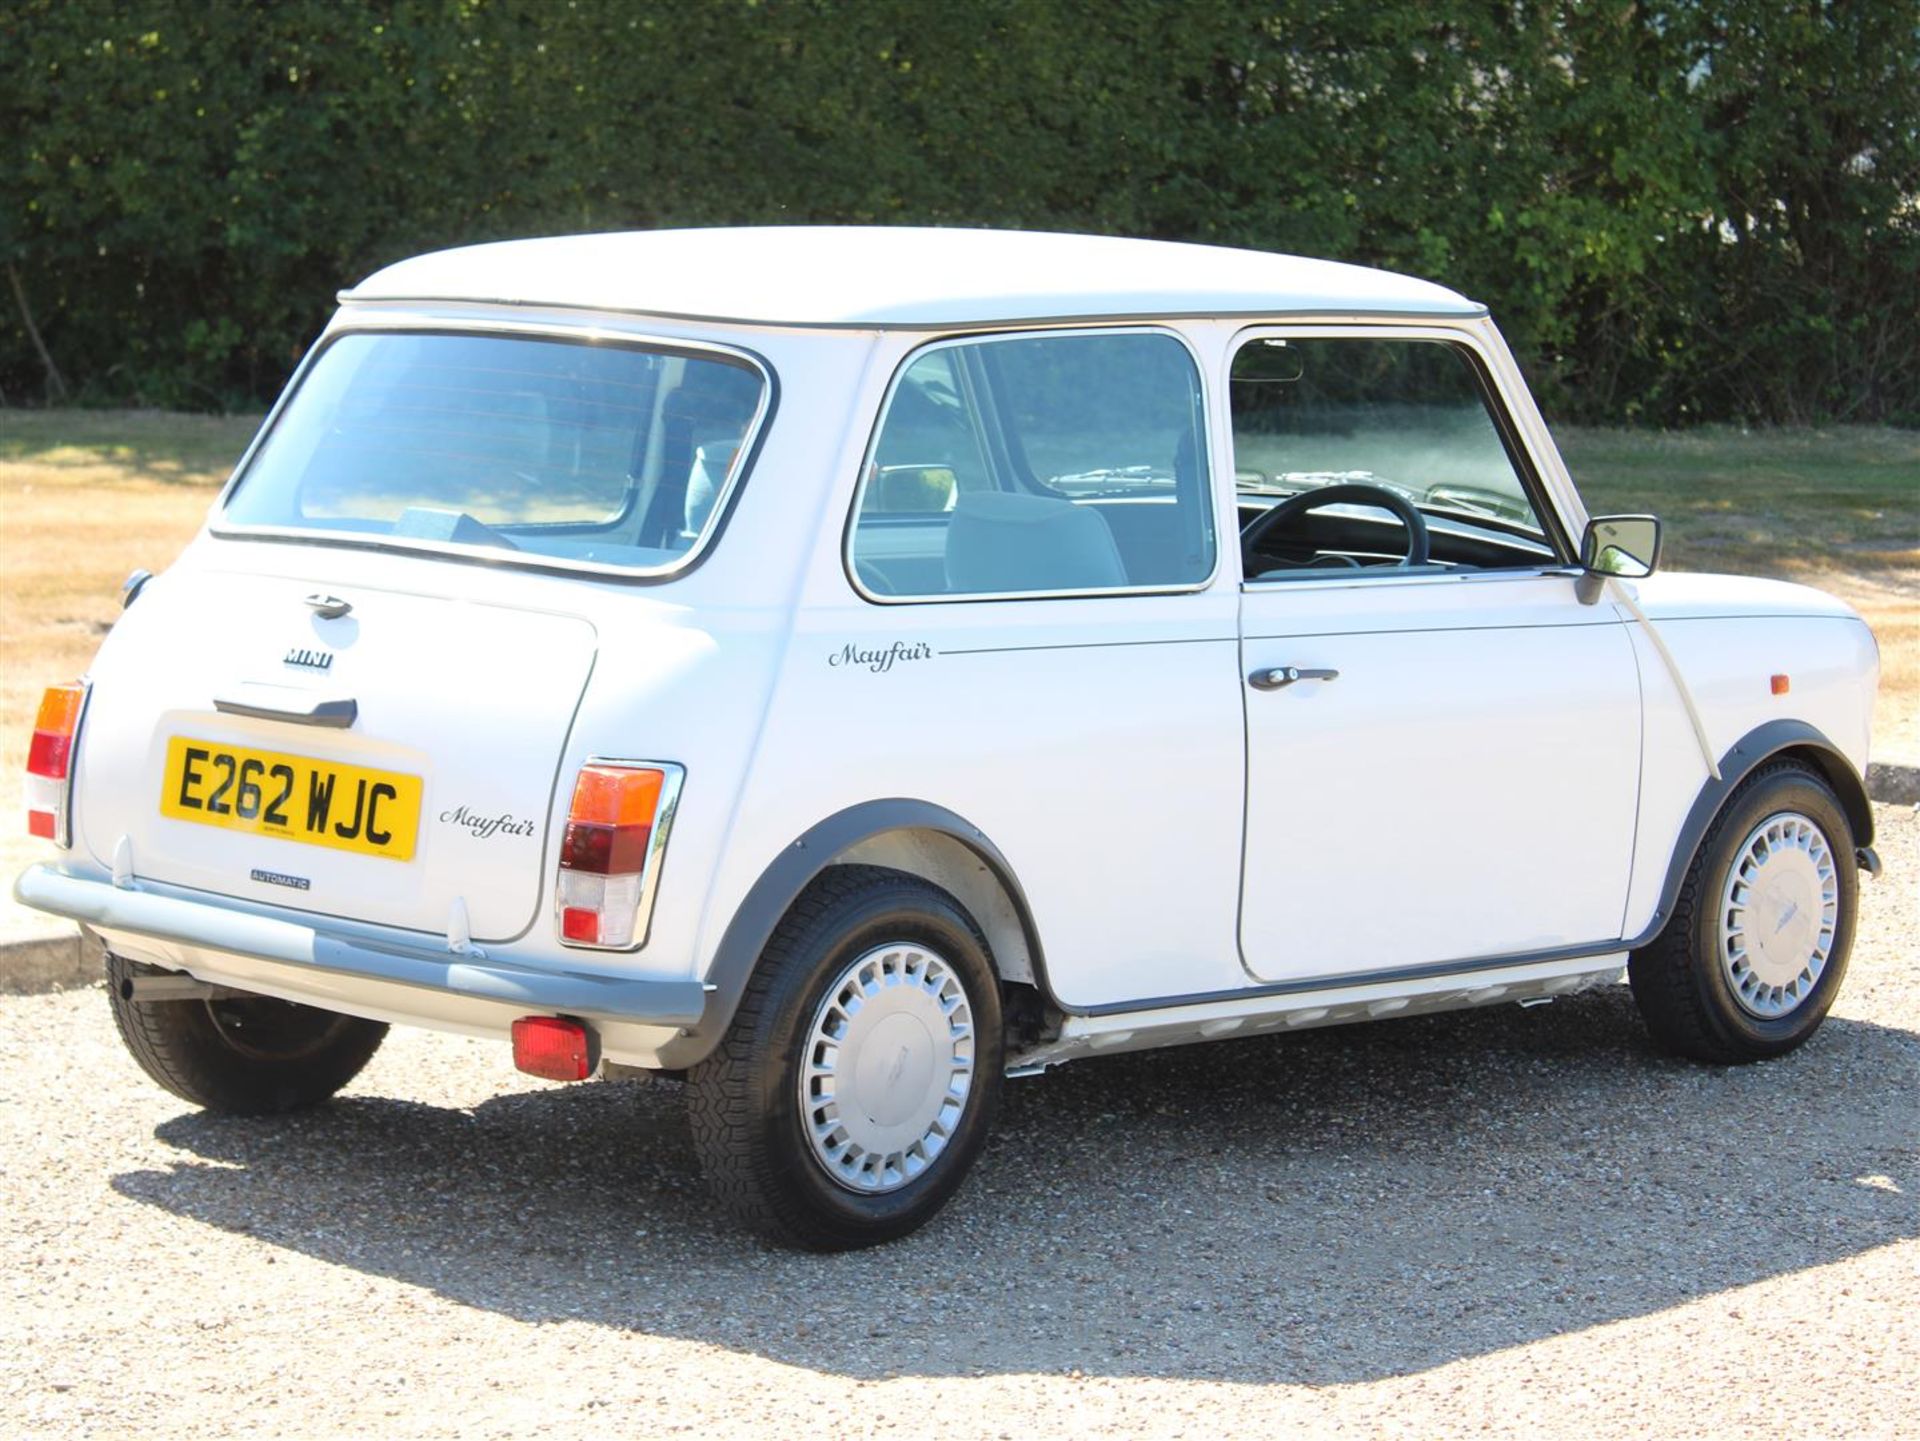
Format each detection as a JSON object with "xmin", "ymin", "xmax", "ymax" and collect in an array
[{"xmin": 284, "ymin": 646, "xmax": 334, "ymax": 671}]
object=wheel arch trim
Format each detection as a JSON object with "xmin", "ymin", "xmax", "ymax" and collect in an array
[
  {"xmin": 1638, "ymin": 718, "xmax": 1873, "ymax": 947},
  {"xmin": 661, "ymin": 799, "xmax": 1049, "ymax": 1068}
]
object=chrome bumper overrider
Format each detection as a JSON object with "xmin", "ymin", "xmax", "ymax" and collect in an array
[{"xmin": 13, "ymin": 864, "xmax": 707, "ymax": 1028}]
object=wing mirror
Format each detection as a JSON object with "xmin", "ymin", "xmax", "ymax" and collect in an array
[{"xmin": 1575, "ymin": 514, "xmax": 1662, "ymax": 604}]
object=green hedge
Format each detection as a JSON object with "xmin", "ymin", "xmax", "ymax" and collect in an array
[{"xmin": 4, "ymin": 0, "xmax": 1915, "ymax": 424}]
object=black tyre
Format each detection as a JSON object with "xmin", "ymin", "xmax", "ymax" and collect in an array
[
  {"xmin": 1629, "ymin": 762, "xmax": 1858, "ymax": 1064},
  {"xmin": 686, "ymin": 865, "xmax": 1004, "ymax": 1250},
  {"xmin": 106, "ymin": 953, "xmax": 389, "ymax": 1113}
]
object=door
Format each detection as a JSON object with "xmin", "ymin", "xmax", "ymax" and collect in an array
[{"xmin": 1229, "ymin": 330, "xmax": 1643, "ymax": 983}]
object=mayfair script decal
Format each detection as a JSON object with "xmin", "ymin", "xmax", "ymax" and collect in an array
[
  {"xmin": 828, "ymin": 641, "xmax": 933, "ymax": 674},
  {"xmin": 440, "ymin": 805, "xmax": 537, "ymax": 841}
]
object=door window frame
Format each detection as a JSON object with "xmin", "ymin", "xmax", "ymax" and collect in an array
[
  {"xmin": 1222, "ymin": 322, "xmax": 1578, "ymax": 589},
  {"xmin": 843, "ymin": 324, "xmax": 1223, "ymax": 605}
]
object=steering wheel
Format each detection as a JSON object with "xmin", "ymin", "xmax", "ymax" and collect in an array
[{"xmin": 1241, "ymin": 482, "xmax": 1431, "ymax": 570}]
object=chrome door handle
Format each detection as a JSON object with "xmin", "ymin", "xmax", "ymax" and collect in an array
[{"xmin": 1248, "ymin": 666, "xmax": 1339, "ymax": 691}]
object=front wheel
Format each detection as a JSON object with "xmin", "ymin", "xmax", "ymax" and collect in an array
[
  {"xmin": 1629, "ymin": 762, "xmax": 1859, "ymax": 1064},
  {"xmin": 687, "ymin": 865, "xmax": 1004, "ymax": 1249}
]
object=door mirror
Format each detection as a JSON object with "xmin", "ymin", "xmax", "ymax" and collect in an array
[{"xmin": 1581, "ymin": 515, "xmax": 1662, "ymax": 578}]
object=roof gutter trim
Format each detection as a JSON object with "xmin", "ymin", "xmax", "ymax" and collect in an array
[{"xmin": 334, "ymin": 291, "xmax": 1492, "ymax": 329}]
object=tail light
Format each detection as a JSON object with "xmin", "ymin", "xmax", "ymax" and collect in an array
[
  {"xmin": 555, "ymin": 760, "xmax": 683, "ymax": 950},
  {"xmin": 26, "ymin": 681, "xmax": 89, "ymax": 847}
]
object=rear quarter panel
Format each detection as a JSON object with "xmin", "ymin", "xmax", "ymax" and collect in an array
[{"xmin": 544, "ymin": 323, "xmax": 887, "ymax": 986}]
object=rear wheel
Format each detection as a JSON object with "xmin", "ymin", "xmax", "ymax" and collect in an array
[
  {"xmin": 1629, "ymin": 762, "xmax": 1858, "ymax": 1064},
  {"xmin": 106, "ymin": 953, "xmax": 388, "ymax": 1113},
  {"xmin": 686, "ymin": 865, "xmax": 1003, "ymax": 1249}
]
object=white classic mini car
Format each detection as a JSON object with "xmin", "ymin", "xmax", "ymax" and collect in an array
[{"xmin": 19, "ymin": 228, "xmax": 1883, "ymax": 1248}]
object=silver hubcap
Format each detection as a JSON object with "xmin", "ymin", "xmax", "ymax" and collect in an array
[
  {"xmin": 1719, "ymin": 811, "xmax": 1838, "ymax": 1019},
  {"xmin": 799, "ymin": 943, "xmax": 976, "ymax": 1194}
]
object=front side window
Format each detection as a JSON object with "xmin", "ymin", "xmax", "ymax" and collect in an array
[
  {"xmin": 222, "ymin": 331, "xmax": 766, "ymax": 573},
  {"xmin": 1231, "ymin": 337, "xmax": 1559, "ymax": 578},
  {"xmin": 849, "ymin": 330, "xmax": 1215, "ymax": 598}
]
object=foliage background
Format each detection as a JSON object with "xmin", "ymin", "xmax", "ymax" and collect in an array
[{"xmin": 2, "ymin": 0, "xmax": 1915, "ymax": 425}]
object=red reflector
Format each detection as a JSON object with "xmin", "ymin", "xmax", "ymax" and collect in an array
[
  {"xmin": 1771, "ymin": 674, "xmax": 1791, "ymax": 695},
  {"xmin": 560, "ymin": 906, "xmax": 601, "ymax": 943},
  {"xmin": 27, "ymin": 730, "xmax": 72, "ymax": 780},
  {"xmin": 27, "ymin": 810, "xmax": 55, "ymax": 840},
  {"xmin": 512, "ymin": 1016, "xmax": 591, "ymax": 1082}
]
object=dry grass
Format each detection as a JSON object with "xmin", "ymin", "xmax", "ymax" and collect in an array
[
  {"xmin": 0, "ymin": 411, "xmax": 260, "ymax": 880},
  {"xmin": 0, "ymin": 412, "xmax": 1914, "ymax": 852},
  {"xmin": 1562, "ymin": 425, "xmax": 1919, "ymax": 761}
]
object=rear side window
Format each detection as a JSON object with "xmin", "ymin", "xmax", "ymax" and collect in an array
[
  {"xmin": 221, "ymin": 331, "xmax": 766, "ymax": 573},
  {"xmin": 849, "ymin": 330, "xmax": 1215, "ymax": 599}
]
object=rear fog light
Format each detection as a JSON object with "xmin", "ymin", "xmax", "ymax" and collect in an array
[{"xmin": 512, "ymin": 1016, "xmax": 593, "ymax": 1082}]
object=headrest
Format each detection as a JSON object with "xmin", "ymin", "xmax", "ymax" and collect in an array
[{"xmin": 944, "ymin": 490, "xmax": 1127, "ymax": 594}]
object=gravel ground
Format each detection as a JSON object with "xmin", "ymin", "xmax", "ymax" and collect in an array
[{"xmin": 3, "ymin": 806, "xmax": 1915, "ymax": 1439}]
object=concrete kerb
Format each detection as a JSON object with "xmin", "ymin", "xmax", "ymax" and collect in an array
[
  {"xmin": 1, "ymin": 924, "xmax": 99, "ymax": 996},
  {"xmin": 2, "ymin": 767, "xmax": 1915, "ymax": 996}
]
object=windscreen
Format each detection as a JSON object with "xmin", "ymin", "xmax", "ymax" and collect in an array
[{"xmin": 222, "ymin": 331, "xmax": 766, "ymax": 571}]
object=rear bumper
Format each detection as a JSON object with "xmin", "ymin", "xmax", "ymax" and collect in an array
[{"xmin": 13, "ymin": 863, "xmax": 709, "ymax": 1031}]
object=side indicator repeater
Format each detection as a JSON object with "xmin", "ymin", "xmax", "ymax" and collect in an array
[{"xmin": 1771, "ymin": 674, "xmax": 1791, "ymax": 696}]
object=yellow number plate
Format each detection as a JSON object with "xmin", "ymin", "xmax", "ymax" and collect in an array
[{"xmin": 160, "ymin": 736, "xmax": 423, "ymax": 861}]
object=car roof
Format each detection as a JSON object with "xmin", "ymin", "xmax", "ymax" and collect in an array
[{"xmin": 341, "ymin": 226, "xmax": 1484, "ymax": 328}]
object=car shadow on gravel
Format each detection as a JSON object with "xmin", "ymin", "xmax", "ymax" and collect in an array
[{"xmin": 112, "ymin": 985, "xmax": 1920, "ymax": 1386}]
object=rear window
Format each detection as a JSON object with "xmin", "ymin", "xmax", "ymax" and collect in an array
[{"xmin": 221, "ymin": 331, "xmax": 767, "ymax": 572}]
